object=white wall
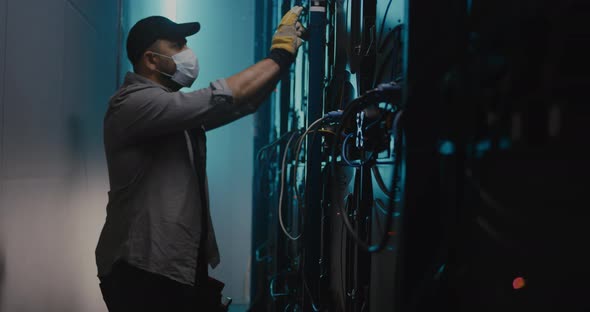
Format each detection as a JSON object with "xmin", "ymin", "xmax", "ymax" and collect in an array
[
  {"xmin": 0, "ymin": 0, "xmax": 118, "ymax": 311},
  {"xmin": 0, "ymin": 0, "xmax": 256, "ymax": 309}
]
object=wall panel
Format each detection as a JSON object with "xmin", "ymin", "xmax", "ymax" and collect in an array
[{"xmin": 0, "ymin": 0, "xmax": 118, "ymax": 310}]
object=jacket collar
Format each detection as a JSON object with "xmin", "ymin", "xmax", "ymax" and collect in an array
[{"xmin": 123, "ymin": 71, "xmax": 172, "ymax": 92}]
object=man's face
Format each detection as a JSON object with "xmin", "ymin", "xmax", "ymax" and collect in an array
[{"xmin": 148, "ymin": 38, "xmax": 188, "ymax": 76}]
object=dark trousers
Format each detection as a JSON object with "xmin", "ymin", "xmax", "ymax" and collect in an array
[{"xmin": 99, "ymin": 261, "xmax": 219, "ymax": 312}]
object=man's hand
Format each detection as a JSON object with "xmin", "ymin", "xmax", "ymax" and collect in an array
[
  {"xmin": 226, "ymin": 6, "xmax": 306, "ymax": 116},
  {"xmin": 270, "ymin": 6, "xmax": 306, "ymax": 55}
]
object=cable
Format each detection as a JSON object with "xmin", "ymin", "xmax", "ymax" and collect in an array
[
  {"xmin": 279, "ymin": 131, "xmax": 304, "ymax": 241},
  {"xmin": 377, "ymin": 0, "xmax": 394, "ymax": 49},
  {"xmin": 363, "ymin": 112, "xmax": 384, "ymax": 131},
  {"xmin": 326, "ymin": 85, "xmax": 403, "ymax": 253},
  {"xmin": 270, "ymin": 275, "xmax": 289, "ymax": 299},
  {"xmin": 340, "ymin": 105, "xmax": 394, "ymax": 168},
  {"xmin": 338, "ymin": 110, "xmax": 404, "ymax": 253},
  {"xmin": 340, "ymin": 133, "xmax": 377, "ymax": 168},
  {"xmin": 257, "ymin": 130, "xmax": 299, "ymax": 161},
  {"xmin": 293, "ymin": 112, "xmax": 341, "ymax": 180},
  {"xmin": 278, "ymin": 112, "xmax": 341, "ymax": 241},
  {"xmin": 330, "ymin": 104, "xmax": 361, "ymax": 173},
  {"xmin": 294, "ymin": 119, "xmax": 338, "ymax": 166},
  {"xmin": 290, "ymin": 116, "xmax": 329, "ymax": 208},
  {"xmin": 318, "ymin": 129, "xmax": 336, "ymax": 136},
  {"xmin": 291, "ymin": 129, "xmax": 335, "ymax": 207},
  {"xmin": 289, "ymin": 116, "xmax": 337, "ymax": 241},
  {"xmin": 332, "ymin": 84, "xmax": 402, "ymax": 149},
  {"xmin": 371, "ymin": 165, "xmax": 394, "ymax": 200},
  {"xmin": 330, "ymin": 83, "xmax": 401, "ymax": 174},
  {"xmin": 258, "ymin": 131, "xmax": 293, "ymax": 200},
  {"xmin": 341, "ymin": 133, "xmax": 362, "ymax": 167},
  {"xmin": 375, "ymin": 198, "xmax": 399, "ymax": 217},
  {"xmin": 374, "ymin": 24, "xmax": 404, "ymax": 85},
  {"xmin": 302, "ymin": 273, "xmax": 320, "ymax": 312}
]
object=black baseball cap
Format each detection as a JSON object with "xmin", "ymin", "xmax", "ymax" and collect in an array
[{"xmin": 127, "ymin": 16, "xmax": 200, "ymax": 65}]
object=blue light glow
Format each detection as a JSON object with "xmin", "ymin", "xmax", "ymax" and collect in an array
[
  {"xmin": 439, "ymin": 140, "xmax": 455, "ymax": 155},
  {"xmin": 499, "ymin": 137, "xmax": 511, "ymax": 150},
  {"xmin": 434, "ymin": 264, "xmax": 446, "ymax": 280},
  {"xmin": 162, "ymin": 0, "xmax": 177, "ymax": 21},
  {"xmin": 475, "ymin": 139, "xmax": 491, "ymax": 157},
  {"xmin": 476, "ymin": 139, "xmax": 491, "ymax": 152}
]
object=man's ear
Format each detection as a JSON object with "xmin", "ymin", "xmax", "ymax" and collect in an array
[
  {"xmin": 142, "ymin": 51, "xmax": 158, "ymax": 72},
  {"xmin": 142, "ymin": 39, "xmax": 163, "ymax": 73}
]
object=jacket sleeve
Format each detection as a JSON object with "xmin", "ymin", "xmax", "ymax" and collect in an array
[{"xmin": 105, "ymin": 79, "xmax": 254, "ymax": 146}]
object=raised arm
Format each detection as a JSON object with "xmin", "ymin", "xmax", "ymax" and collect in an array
[
  {"xmin": 225, "ymin": 5, "xmax": 305, "ymax": 114},
  {"xmin": 225, "ymin": 58, "xmax": 281, "ymax": 111}
]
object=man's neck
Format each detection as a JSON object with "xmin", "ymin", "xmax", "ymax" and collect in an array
[{"xmin": 137, "ymin": 71, "xmax": 181, "ymax": 91}]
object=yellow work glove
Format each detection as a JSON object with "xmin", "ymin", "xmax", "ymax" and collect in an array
[{"xmin": 270, "ymin": 6, "xmax": 306, "ymax": 55}]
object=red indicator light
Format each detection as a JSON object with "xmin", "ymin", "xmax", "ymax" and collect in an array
[{"xmin": 512, "ymin": 277, "xmax": 526, "ymax": 290}]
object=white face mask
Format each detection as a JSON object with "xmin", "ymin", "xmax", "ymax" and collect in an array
[{"xmin": 150, "ymin": 48, "xmax": 199, "ymax": 88}]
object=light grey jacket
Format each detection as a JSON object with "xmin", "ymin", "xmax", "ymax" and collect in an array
[{"xmin": 96, "ymin": 72, "xmax": 252, "ymax": 286}]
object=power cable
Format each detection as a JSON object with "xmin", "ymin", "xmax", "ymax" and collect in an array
[
  {"xmin": 338, "ymin": 110, "xmax": 404, "ymax": 253},
  {"xmin": 279, "ymin": 131, "xmax": 304, "ymax": 241}
]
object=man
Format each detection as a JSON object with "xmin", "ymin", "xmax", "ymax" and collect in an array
[{"xmin": 95, "ymin": 6, "xmax": 305, "ymax": 311}]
